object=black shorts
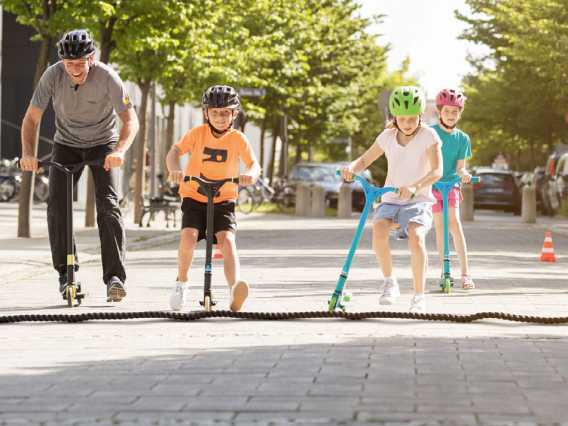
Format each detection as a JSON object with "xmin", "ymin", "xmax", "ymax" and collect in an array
[{"xmin": 181, "ymin": 198, "xmax": 237, "ymax": 244}]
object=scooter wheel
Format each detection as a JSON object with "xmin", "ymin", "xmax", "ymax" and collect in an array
[
  {"xmin": 204, "ymin": 296, "xmax": 211, "ymax": 312},
  {"xmin": 328, "ymin": 296, "xmax": 338, "ymax": 312},
  {"xmin": 66, "ymin": 287, "xmax": 74, "ymax": 308},
  {"xmin": 445, "ymin": 278, "xmax": 451, "ymax": 294}
]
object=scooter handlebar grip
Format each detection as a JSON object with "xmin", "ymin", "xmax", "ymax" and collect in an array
[
  {"xmin": 394, "ymin": 188, "xmax": 417, "ymax": 200},
  {"xmin": 470, "ymin": 177, "xmax": 481, "ymax": 183}
]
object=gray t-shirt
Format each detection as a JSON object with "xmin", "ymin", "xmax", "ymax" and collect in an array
[{"xmin": 31, "ymin": 61, "xmax": 133, "ymax": 148}]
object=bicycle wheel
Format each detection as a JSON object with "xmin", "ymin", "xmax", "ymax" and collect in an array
[
  {"xmin": 237, "ymin": 187, "xmax": 254, "ymax": 214},
  {"xmin": 272, "ymin": 187, "xmax": 288, "ymax": 211},
  {"xmin": 0, "ymin": 178, "xmax": 17, "ymax": 202}
]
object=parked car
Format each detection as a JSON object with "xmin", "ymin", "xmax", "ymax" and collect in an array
[
  {"xmin": 471, "ymin": 169, "xmax": 522, "ymax": 215},
  {"xmin": 541, "ymin": 153, "xmax": 562, "ymax": 216},
  {"xmin": 288, "ymin": 162, "xmax": 374, "ymax": 212}
]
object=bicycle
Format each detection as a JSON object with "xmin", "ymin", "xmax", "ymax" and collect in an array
[{"xmin": 236, "ymin": 176, "xmax": 293, "ymax": 213}]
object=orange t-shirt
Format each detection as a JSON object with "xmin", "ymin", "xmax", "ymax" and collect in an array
[{"xmin": 175, "ymin": 124, "xmax": 257, "ymax": 203}]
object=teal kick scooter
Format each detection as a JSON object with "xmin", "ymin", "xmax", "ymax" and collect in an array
[
  {"xmin": 432, "ymin": 176, "xmax": 480, "ymax": 293},
  {"xmin": 328, "ymin": 170, "xmax": 414, "ymax": 312}
]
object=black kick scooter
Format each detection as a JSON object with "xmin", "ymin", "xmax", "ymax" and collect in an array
[
  {"xmin": 21, "ymin": 160, "xmax": 105, "ymax": 308},
  {"xmin": 183, "ymin": 175, "xmax": 239, "ymax": 311}
]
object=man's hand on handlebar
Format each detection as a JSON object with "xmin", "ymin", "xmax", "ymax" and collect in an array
[
  {"xmin": 20, "ymin": 155, "xmax": 40, "ymax": 173},
  {"xmin": 104, "ymin": 152, "xmax": 124, "ymax": 171}
]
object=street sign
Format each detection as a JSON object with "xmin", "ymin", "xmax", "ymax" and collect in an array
[{"xmin": 238, "ymin": 88, "xmax": 266, "ymax": 97}]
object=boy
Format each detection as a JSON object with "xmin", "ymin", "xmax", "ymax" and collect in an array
[{"xmin": 166, "ymin": 85, "xmax": 260, "ymax": 311}]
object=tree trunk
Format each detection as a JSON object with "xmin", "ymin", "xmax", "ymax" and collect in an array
[
  {"xmin": 267, "ymin": 122, "xmax": 278, "ymax": 185},
  {"xmin": 84, "ymin": 170, "xmax": 96, "ymax": 227},
  {"xmin": 134, "ymin": 79, "xmax": 151, "ymax": 224},
  {"xmin": 516, "ymin": 149, "xmax": 521, "ymax": 171},
  {"xmin": 166, "ymin": 100, "xmax": 176, "ymax": 154},
  {"xmin": 529, "ymin": 140, "xmax": 535, "ymax": 170},
  {"xmin": 99, "ymin": 17, "xmax": 117, "ymax": 64},
  {"xmin": 295, "ymin": 143, "xmax": 302, "ymax": 165},
  {"xmin": 18, "ymin": 34, "xmax": 52, "ymax": 238},
  {"xmin": 259, "ymin": 116, "xmax": 266, "ymax": 177}
]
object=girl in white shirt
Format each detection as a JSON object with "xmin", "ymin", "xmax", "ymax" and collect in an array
[{"xmin": 340, "ymin": 86, "xmax": 443, "ymax": 313}]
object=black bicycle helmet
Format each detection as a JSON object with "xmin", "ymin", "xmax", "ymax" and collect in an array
[
  {"xmin": 58, "ymin": 30, "xmax": 96, "ymax": 60},
  {"xmin": 202, "ymin": 86, "xmax": 240, "ymax": 110}
]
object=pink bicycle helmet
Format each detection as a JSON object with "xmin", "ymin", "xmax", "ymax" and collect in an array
[{"xmin": 436, "ymin": 88, "xmax": 465, "ymax": 109}]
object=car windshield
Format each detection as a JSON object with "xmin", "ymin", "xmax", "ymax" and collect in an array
[
  {"xmin": 291, "ymin": 166, "xmax": 342, "ymax": 183},
  {"xmin": 480, "ymin": 173, "xmax": 516, "ymax": 185}
]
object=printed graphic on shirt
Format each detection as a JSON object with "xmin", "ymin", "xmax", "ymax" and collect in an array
[{"xmin": 203, "ymin": 147, "xmax": 228, "ymax": 164}]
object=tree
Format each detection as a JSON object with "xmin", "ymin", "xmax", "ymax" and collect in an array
[
  {"xmin": 1, "ymin": 0, "xmax": 67, "ymax": 238},
  {"xmin": 456, "ymin": 0, "xmax": 567, "ymax": 170}
]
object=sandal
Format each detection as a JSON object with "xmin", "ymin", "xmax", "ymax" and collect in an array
[{"xmin": 461, "ymin": 274, "xmax": 475, "ymax": 290}]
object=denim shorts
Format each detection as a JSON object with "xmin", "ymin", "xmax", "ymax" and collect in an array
[{"xmin": 373, "ymin": 202, "xmax": 433, "ymax": 240}]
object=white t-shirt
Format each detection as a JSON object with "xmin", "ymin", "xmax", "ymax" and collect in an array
[{"xmin": 376, "ymin": 126, "xmax": 442, "ymax": 205}]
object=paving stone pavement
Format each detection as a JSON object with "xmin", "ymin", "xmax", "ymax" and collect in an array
[{"xmin": 1, "ymin": 202, "xmax": 568, "ymax": 426}]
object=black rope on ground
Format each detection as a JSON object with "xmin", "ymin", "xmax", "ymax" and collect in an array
[{"xmin": 1, "ymin": 310, "xmax": 568, "ymax": 324}]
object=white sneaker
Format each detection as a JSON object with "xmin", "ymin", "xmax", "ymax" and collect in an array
[
  {"xmin": 409, "ymin": 293, "xmax": 426, "ymax": 314},
  {"xmin": 170, "ymin": 280, "xmax": 189, "ymax": 311},
  {"xmin": 379, "ymin": 278, "xmax": 400, "ymax": 305},
  {"xmin": 230, "ymin": 279, "xmax": 249, "ymax": 312}
]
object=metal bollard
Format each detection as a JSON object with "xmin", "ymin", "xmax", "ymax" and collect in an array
[
  {"xmin": 310, "ymin": 185, "xmax": 326, "ymax": 218},
  {"xmin": 522, "ymin": 186, "xmax": 537, "ymax": 223},
  {"xmin": 460, "ymin": 184, "xmax": 475, "ymax": 221},
  {"xmin": 337, "ymin": 183, "xmax": 352, "ymax": 219},
  {"xmin": 295, "ymin": 183, "xmax": 311, "ymax": 217}
]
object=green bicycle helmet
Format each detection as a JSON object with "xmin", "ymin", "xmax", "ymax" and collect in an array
[{"xmin": 389, "ymin": 86, "xmax": 426, "ymax": 116}]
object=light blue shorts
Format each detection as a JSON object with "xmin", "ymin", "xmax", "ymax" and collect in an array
[{"xmin": 373, "ymin": 202, "xmax": 433, "ymax": 240}]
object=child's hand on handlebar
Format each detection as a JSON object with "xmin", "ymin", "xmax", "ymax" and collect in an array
[
  {"xmin": 340, "ymin": 166, "xmax": 355, "ymax": 182},
  {"xmin": 397, "ymin": 186, "xmax": 416, "ymax": 199},
  {"xmin": 239, "ymin": 174, "xmax": 254, "ymax": 186},
  {"xmin": 460, "ymin": 172, "xmax": 472, "ymax": 183},
  {"xmin": 170, "ymin": 170, "xmax": 185, "ymax": 184}
]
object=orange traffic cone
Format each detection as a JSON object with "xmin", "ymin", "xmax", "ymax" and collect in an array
[
  {"xmin": 540, "ymin": 232, "xmax": 556, "ymax": 262},
  {"xmin": 213, "ymin": 244, "xmax": 223, "ymax": 259}
]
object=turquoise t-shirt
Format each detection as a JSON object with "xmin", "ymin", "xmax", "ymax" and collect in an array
[{"xmin": 431, "ymin": 124, "xmax": 472, "ymax": 185}]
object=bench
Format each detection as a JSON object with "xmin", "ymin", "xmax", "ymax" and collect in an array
[{"xmin": 139, "ymin": 196, "xmax": 180, "ymax": 228}]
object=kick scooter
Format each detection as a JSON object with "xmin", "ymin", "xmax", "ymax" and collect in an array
[
  {"xmin": 21, "ymin": 160, "xmax": 105, "ymax": 308},
  {"xmin": 183, "ymin": 175, "xmax": 239, "ymax": 311},
  {"xmin": 328, "ymin": 170, "xmax": 414, "ymax": 312},
  {"xmin": 432, "ymin": 176, "xmax": 480, "ymax": 293}
]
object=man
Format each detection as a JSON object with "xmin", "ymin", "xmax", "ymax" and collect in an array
[{"xmin": 19, "ymin": 29, "xmax": 139, "ymax": 302}]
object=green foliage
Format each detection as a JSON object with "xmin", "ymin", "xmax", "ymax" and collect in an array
[{"xmin": 457, "ymin": 0, "xmax": 567, "ymax": 170}]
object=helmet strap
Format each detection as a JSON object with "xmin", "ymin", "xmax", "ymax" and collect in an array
[
  {"xmin": 394, "ymin": 117, "xmax": 421, "ymax": 137},
  {"xmin": 440, "ymin": 118, "xmax": 458, "ymax": 130},
  {"xmin": 207, "ymin": 118, "xmax": 234, "ymax": 135}
]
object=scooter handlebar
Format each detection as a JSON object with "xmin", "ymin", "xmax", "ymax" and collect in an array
[
  {"xmin": 36, "ymin": 160, "xmax": 105, "ymax": 168},
  {"xmin": 335, "ymin": 169, "xmax": 417, "ymax": 200},
  {"xmin": 183, "ymin": 176, "xmax": 239, "ymax": 184}
]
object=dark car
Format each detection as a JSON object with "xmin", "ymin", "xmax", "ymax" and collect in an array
[
  {"xmin": 288, "ymin": 163, "xmax": 374, "ymax": 212},
  {"xmin": 472, "ymin": 169, "xmax": 522, "ymax": 215}
]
